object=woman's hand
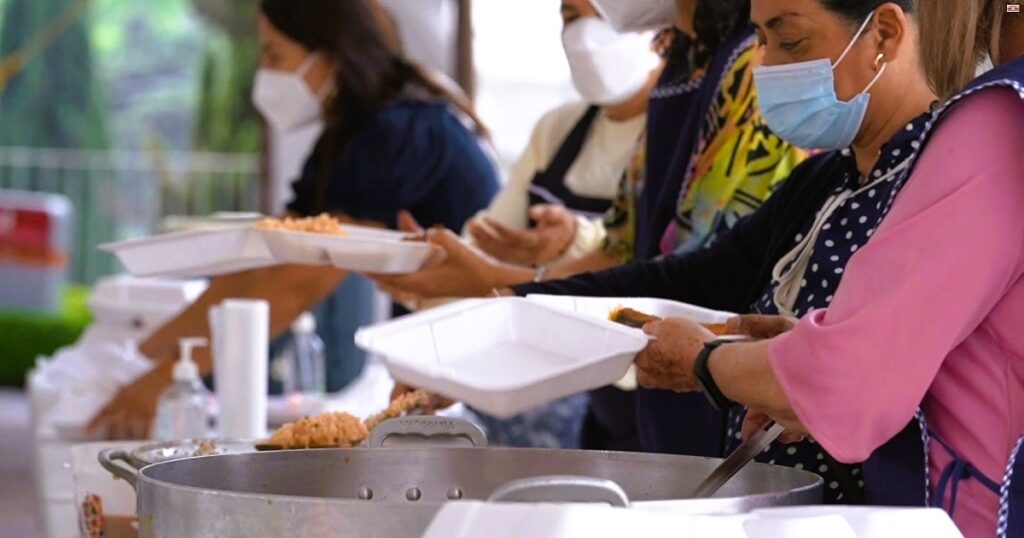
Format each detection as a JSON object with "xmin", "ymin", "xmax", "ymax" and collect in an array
[
  {"xmin": 372, "ymin": 227, "xmax": 522, "ymax": 298},
  {"xmin": 725, "ymin": 314, "xmax": 797, "ymax": 339},
  {"xmin": 741, "ymin": 409, "xmax": 809, "ymax": 444},
  {"xmin": 467, "ymin": 205, "xmax": 577, "ymax": 267},
  {"xmin": 634, "ymin": 318, "xmax": 716, "ymax": 392},
  {"xmin": 86, "ymin": 363, "xmax": 172, "ymax": 440}
]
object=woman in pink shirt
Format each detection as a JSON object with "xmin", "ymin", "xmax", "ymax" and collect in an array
[{"xmin": 633, "ymin": 1, "xmax": 1024, "ymax": 536}]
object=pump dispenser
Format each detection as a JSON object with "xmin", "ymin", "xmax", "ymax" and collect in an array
[{"xmin": 154, "ymin": 337, "xmax": 210, "ymax": 440}]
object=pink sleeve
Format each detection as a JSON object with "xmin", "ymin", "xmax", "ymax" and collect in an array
[{"xmin": 768, "ymin": 89, "xmax": 1024, "ymax": 463}]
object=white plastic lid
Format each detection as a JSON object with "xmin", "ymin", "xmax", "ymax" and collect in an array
[
  {"xmin": 292, "ymin": 312, "xmax": 317, "ymax": 334},
  {"xmin": 174, "ymin": 337, "xmax": 207, "ymax": 381}
]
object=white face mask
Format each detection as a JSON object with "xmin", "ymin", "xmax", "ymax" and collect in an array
[
  {"xmin": 589, "ymin": 0, "xmax": 677, "ymax": 33},
  {"xmin": 251, "ymin": 54, "xmax": 332, "ymax": 131},
  {"xmin": 562, "ymin": 18, "xmax": 661, "ymax": 105}
]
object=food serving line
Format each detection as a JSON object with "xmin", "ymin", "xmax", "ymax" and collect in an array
[{"xmin": 49, "ymin": 218, "xmax": 964, "ymax": 537}]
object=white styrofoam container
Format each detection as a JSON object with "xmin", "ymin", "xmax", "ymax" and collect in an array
[
  {"xmin": 526, "ymin": 295, "xmax": 736, "ymax": 326},
  {"xmin": 750, "ymin": 506, "xmax": 963, "ymax": 538},
  {"xmin": 422, "ymin": 503, "xmax": 965, "ymax": 538},
  {"xmin": 259, "ymin": 226, "xmax": 437, "ymax": 274},
  {"xmin": 354, "ymin": 298, "xmax": 649, "ymax": 418},
  {"xmin": 87, "ymin": 275, "xmax": 207, "ymax": 333},
  {"xmin": 523, "ymin": 296, "xmax": 737, "ymax": 391},
  {"xmin": 423, "ymin": 502, "xmax": 750, "ymax": 538},
  {"xmin": 100, "ymin": 228, "xmax": 277, "ymax": 278}
]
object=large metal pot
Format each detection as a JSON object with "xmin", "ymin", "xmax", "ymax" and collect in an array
[{"xmin": 102, "ymin": 418, "xmax": 822, "ymax": 537}]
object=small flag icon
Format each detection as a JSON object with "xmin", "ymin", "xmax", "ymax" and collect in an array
[{"xmin": 1009, "ymin": 4, "xmax": 1021, "ymax": 13}]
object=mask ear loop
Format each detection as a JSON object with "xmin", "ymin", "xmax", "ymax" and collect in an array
[
  {"xmin": 297, "ymin": 53, "xmax": 335, "ymax": 101},
  {"xmin": 296, "ymin": 53, "xmax": 319, "ymax": 77},
  {"xmin": 833, "ymin": 11, "xmax": 876, "ymax": 69}
]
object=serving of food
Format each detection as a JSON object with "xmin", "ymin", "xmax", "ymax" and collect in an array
[
  {"xmin": 609, "ymin": 306, "xmax": 732, "ymax": 335},
  {"xmin": 256, "ymin": 214, "xmax": 346, "ymax": 235},
  {"xmin": 259, "ymin": 389, "xmax": 440, "ymax": 450}
]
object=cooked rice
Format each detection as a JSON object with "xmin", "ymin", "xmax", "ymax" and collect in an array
[
  {"xmin": 256, "ymin": 214, "xmax": 345, "ymax": 235},
  {"xmin": 267, "ymin": 411, "xmax": 369, "ymax": 449}
]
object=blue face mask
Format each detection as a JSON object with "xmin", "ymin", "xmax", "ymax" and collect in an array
[{"xmin": 753, "ymin": 13, "xmax": 887, "ymax": 150}]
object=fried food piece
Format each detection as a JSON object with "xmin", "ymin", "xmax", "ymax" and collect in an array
[
  {"xmin": 256, "ymin": 214, "xmax": 345, "ymax": 235},
  {"xmin": 193, "ymin": 439, "xmax": 218, "ymax": 457},
  {"xmin": 267, "ymin": 411, "xmax": 369, "ymax": 449},
  {"xmin": 609, "ymin": 306, "xmax": 732, "ymax": 335},
  {"xmin": 609, "ymin": 307, "xmax": 660, "ymax": 329},
  {"xmin": 364, "ymin": 389, "xmax": 431, "ymax": 430}
]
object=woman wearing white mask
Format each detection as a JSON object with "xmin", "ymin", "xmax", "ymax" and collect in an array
[
  {"xmin": 461, "ymin": 0, "xmax": 661, "ymax": 271},
  {"xmin": 424, "ymin": 0, "xmax": 662, "ymax": 450},
  {"xmin": 87, "ymin": 0, "xmax": 500, "ymax": 439}
]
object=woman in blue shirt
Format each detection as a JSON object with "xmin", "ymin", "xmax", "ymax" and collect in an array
[{"xmin": 89, "ymin": 0, "xmax": 499, "ymax": 439}]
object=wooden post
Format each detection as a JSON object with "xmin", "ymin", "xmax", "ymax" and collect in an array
[{"xmin": 455, "ymin": 0, "xmax": 475, "ymax": 100}]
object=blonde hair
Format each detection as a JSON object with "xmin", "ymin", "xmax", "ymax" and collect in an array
[{"xmin": 915, "ymin": 0, "xmax": 1003, "ymax": 99}]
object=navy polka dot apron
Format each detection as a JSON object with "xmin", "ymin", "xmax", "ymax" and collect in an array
[{"xmin": 724, "ymin": 110, "xmax": 934, "ymax": 504}]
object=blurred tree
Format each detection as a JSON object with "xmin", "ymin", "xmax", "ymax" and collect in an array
[
  {"xmin": 0, "ymin": 0, "xmax": 109, "ymax": 148},
  {"xmin": 190, "ymin": 0, "xmax": 262, "ymax": 154}
]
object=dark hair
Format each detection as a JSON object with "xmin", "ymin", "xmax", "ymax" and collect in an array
[
  {"xmin": 693, "ymin": 0, "xmax": 752, "ymax": 65},
  {"xmin": 260, "ymin": 0, "xmax": 487, "ymax": 210},
  {"xmin": 819, "ymin": 0, "xmax": 914, "ymax": 24}
]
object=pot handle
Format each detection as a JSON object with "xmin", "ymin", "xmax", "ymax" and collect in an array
[
  {"xmin": 488, "ymin": 475, "xmax": 630, "ymax": 507},
  {"xmin": 99, "ymin": 448, "xmax": 139, "ymax": 490},
  {"xmin": 368, "ymin": 416, "xmax": 488, "ymax": 448}
]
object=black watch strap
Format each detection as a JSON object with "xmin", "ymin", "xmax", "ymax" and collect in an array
[{"xmin": 693, "ymin": 339, "xmax": 738, "ymax": 411}]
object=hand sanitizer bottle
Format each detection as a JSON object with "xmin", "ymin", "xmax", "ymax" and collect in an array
[{"xmin": 154, "ymin": 337, "xmax": 210, "ymax": 440}]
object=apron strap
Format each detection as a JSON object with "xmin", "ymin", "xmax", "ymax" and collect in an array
[
  {"xmin": 930, "ymin": 430, "xmax": 1001, "ymax": 518},
  {"xmin": 527, "ymin": 106, "xmax": 612, "ymax": 218}
]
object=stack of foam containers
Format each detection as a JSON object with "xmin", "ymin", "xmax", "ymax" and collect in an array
[{"xmin": 28, "ymin": 275, "xmax": 205, "ymax": 537}]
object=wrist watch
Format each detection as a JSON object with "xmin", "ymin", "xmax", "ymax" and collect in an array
[{"xmin": 693, "ymin": 339, "xmax": 738, "ymax": 411}]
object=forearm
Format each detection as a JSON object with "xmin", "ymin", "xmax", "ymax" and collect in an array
[
  {"xmin": 710, "ymin": 340, "xmax": 801, "ymax": 426},
  {"xmin": 549, "ymin": 248, "xmax": 620, "ymax": 280},
  {"xmin": 140, "ymin": 265, "xmax": 348, "ymax": 374}
]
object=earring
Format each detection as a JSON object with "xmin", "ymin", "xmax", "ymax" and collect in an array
[{"xmin": 874, "ymin": 53, "xmax": 885, "ymax": 70}]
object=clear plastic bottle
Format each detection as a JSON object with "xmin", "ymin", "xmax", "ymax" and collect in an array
[
  {"xmin": 278, "ymin": 312, "xmax": 326, "ymax": 395},
  {"xmin": 154, "ymin": 337, "xmax": 210, "ymax": 440}
]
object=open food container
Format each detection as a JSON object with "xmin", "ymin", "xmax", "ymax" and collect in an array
[
  {"xmin": 526, "ymin": 295, "xmax": 736, "ymax": 326},
  {"xmin": 102, "ymin": 222, "xmax": 438, "ymax": 277},
  {"xmin": 355, "ymin": 298, "xmax": 650, "ymax": 418},
  {"xmin": 100, "ymin": 228, "xmax": 276, "ymax": 278},
  {"xmin": 524, "ymin": 295, "xmax": 737, "ymax": 390},
  {"xmin": 258, "ymin": 225, "xmax": 437, "ymax": 274}
]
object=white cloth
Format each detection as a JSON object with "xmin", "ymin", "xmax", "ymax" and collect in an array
[{"xmin": 468, "ymin": 101, "xmax": 645, "ymax": 262}]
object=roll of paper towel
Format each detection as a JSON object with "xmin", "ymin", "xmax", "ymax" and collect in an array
[{"xmin": 210, "ymin": 299, "xmax": 269, "ymax": 438}]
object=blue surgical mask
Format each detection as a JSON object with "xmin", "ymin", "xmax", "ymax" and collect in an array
[{"xmin": 753, "ymin": 13, "xmax": 887, "ymax": 150}]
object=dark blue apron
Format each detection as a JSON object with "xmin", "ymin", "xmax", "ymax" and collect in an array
[
  {"xmin": 526, "ymin": 105, "xmax": 612, "ymax": 219},
  {"xmin": 862, "ymin": 57, "xmax": 1024, "ymax": 536},
  {"xmin": 631, "ymin": 31, "xmax": 757, "ymax": 457}
]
